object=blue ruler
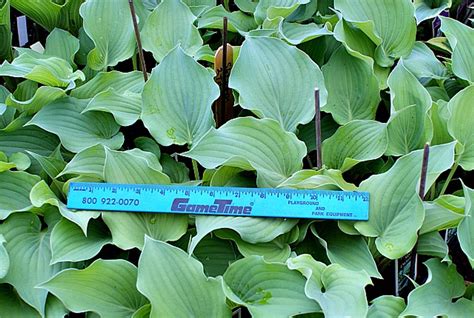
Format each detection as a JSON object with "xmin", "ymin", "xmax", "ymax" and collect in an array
[{"xmin": 67, "ymin": 182, "xmax": 369, "ymax": 221}]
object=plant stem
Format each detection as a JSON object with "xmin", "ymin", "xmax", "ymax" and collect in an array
[
  {"xmin": 439, "ymin": 161, "xmax": 459, "ymax": 196},
  {"xmin": 314, "ymin": 88, "xmax": 322, "ymax": 170},
  {"xmin": 128, "ymin": 0, "xmax": 148, "ymax": 81},
  {"xmin": 192, "ymin": 159, "xmax": 200, "ymax": 180}
]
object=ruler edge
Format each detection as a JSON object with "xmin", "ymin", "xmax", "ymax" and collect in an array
[{"xmin": 67, "ymin": 182, "xmax": 370, "ymax": 221}]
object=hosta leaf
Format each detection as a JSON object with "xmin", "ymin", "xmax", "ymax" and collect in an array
[
  {"xmin": 0, "ymin": 213, "xmax": 71, "ymax": 316},
  {"xmin": 50, "ymin": 218, "xmax": 111, "ymax": 264},
  {"xmin": 42, "ymin": 259, "xmax": 147, "ymax": 318},
  {"xmin": 278, "ymin": 21, "xmax": 331, "ymax": 45},
  {"xmin": 71, "ymin": 71, "xmax": 144, "ymax": 99},
  {"xmin": 137, "ymin": 237, "xmax": 231, "ymax": 317},
  {"xmin": 141, "ymin": 0, "xmax": 203, "ymax": 62},
  {"xmin": 0, "ymin": 126, "xmax": 59, "ymax": 156},
  {"xmin": 287, "ymin": 254, "xmax": 371, "ymax": 318},
  {"xmin": 142, "ymin": 46, "xmax": 219, "ymax": 146},
  {"xmin": 198, "ymin": 5, "xmax": 258, "ymax": 33},
  {"xmin": 210, "ymin": 166, "xmax": 256, "ymax": 188},
  {"xmin": 83, "ymin": 89, "xmax": 141, "ymax": 127},
  {"xmin": 6, "ymin": 85, "xmax": 65, "ymax": 115},
  {"xmin": 430, "ymin": 100, "xmax": 453, "ymax": 145},
  {"xmin": 44, "ymin": 28, "xmax": 80, "ymax": 66},
  {"xmin": 296, "ymin": 116, "xmax": 339, "ymax": 153},
  {"xmin": 447, "ymin": 86, "xmax": 474, "ymax": 171},
  {"xmin": 223, "ymin": 255, "xmax": 320, "ymax": 317},
  {"xmin": 0, "ymin": 234, "xmax": 8, "ymax": 278},
  {"xmin": 440, "ymin": 17, "xmax": 474, "ymax": 83},
  {"xmin": 322, "ymin": 120, "xmax": 387, "ymax": 172},
  {"xmin": 354, "ymin": 142, "xmax": 455, "ymax": 259},
  {"xmin": 79, "ymin": 0, "xmax": 136, "ymax": 70},
  {"xmin": 0, "ymin": 50, "xmax": 85, "ymax": 88},
  {"xmin": 229, "ymin": 36, "xmax": 326, "ymax": 132},
  {"xmin": 102, "ymin": 148, "xmax": 187, "ymax": 250},
  {"xmin": 189, "ymin": 214, "xmax": 298, "ymax": 254},
  {"xmin": 10, "ymin": 0, "xmax": 82, "ymax": 32},
  {"xmin": 385, "ymin": 61, "xmax": 432, "ymax": 156},
  {"xmin": 311, "ymin": 223, "xmax": 382, "ymax": 279},
  {"xmin": 367, "ymin": 295, "xmax": 406, "ymax": 318},
  {"xmin": 403, "ymin": 42, "xmax": 448, "ymax": 81},
  {"xmin": 278, "ymin": 169, "xmax": 356, "ymax": 191},
  {"xmin": 27, "ymin": 149, "xmax": 66, "ymax": 179},
  {"xmin": 0, "ymin": 284, "xmax": 40, "ymax": 317},
  {"xmin": 420, "ymin": 195, "xmax": 464, "ymax": 234},
  {"xmin": 0, "ymin": 171, "xmax": 40, "ymax": 220},
  {"xmin": 8, "ymin": 152, "xmax": 31, "ymax": 171},
  {"xmin": 415, "ymin": 0, "xmax": 452, "ymax": 24},
  {"xmin": 58, "ymin": 144, "xmax": 105, "ymax": 179},
  {"xmin": 216, "ymin": 229, "xmax": 291, "ymax": 262},
  {"xmin": 459, "ymin": 182, "xmax": 474, "ymax": 267},
  {"xmin": 417, "ymin": 231, "xmax": 449, "ymax": 260},
  {"xmin": 401, "ymin": 259, "xmax": 474, "ymax": 316},
  {"xmin": 0, "ymin": 0, "xmax": 12, "ymax": 62},
  {"xmin": 134, "ymin": 137, "xmax": 161, "ymax": 159},
  {"xmin": 254, "ymin": 0, "xmax": 310, "ymax": 25},
  {"xmin": 160, "ymin": 154, "xmax": 190, "ymax": 183},
  {"xmin": 191, "ymin": 233, "xmax": 240, "ymax": 277},
  {"xmin": 30, "ymin": 180, "xmax": 100, "ymax": 235},
  {"xmin": 321, "ymin": 47, "xmax": 380, "ymax": 124},
  {"xmin": 334, "ymin": 0, "xmax": 416, "ymax": 67},
  {"xmin": 183, "ymin": 117, "xmax": 306, "ymax": 187},
  {"xmin": 27, "ymin": 97, "xmax": 124, "ymax": 153}
]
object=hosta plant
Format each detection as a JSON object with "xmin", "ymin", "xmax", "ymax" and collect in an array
[{"xmin": 0, "ymin": 0, "xmax": 473, "ymax": 317}]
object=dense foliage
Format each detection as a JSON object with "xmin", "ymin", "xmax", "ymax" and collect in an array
[{"xmin": 0, "ymin": 0, "xmax": 473, "ymax": 317}]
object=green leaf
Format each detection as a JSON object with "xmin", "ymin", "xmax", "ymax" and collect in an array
[
  {"xmin": 0, "ymin": 284, "xmax": 40, "ymax": 318},
  {"xmin": 417, "ymin": 231, "xmax": 449, "ymax": 260},
  {"xmin": 142, "ymin": 46, "xmax": 219, "ymax": 146},
  {"xmin": 41, "ymin": 259, "xmax": 147, "ymax": 318},
  {"xmin": 401, "ymin": 259, "xmax": 474, "ymax": 316},
  {"xmin": 277, "ymin": 169, "xmax": 356, "ymax": 191},
  {"xmin": 6, "ymin": 85, "xmax": 66, "ymax": 115},
  {"xmin": 27, "ymin": 97, "xmax": 124, "ymax": 153},
  {"xmin": 420, "ymin": 195, "xmax": 464, "ymax": 234},
  {"xmin": 322, "ymin": 120, "xmax": 387, "ymax": 172},
  {"xmin": 0, "ymin": 126, "xmax": 59, "ymax": 156},
  {"xmin": 0, "ymin": 0, "xmax": 12, "ymax": 62},
  {"xmin": 278, "ymin": 21, "xmax": 332, "ymax": 45},
  {"xmin": 50, "ymin": 218, "xmax": 111, "ymax": 264},
  {"xmin": 0, "ymin": 171, "xmax": 40, "ymax": 220},
  {"xmin": 71, "ymin": 71, "xmax": 144, "ymax": 99},
  {"xmin": 134, "ymin": 137, "xmax": 161, "ymax": 159},
  {"xmin": 160, "ymin": 154, "xmax": 190, "ymax": 183},
  {"xmin": 367, "ymin": 295, "xmax": 405, "ymax": 318},
  {"xmin": 354, "ymin": 142, "xmax": 455, "ymax": 259},
  {"xmin": 0, "ymin": 50, "xmax": 85, "ymax": 88},
  {"xmin": 334, "ymin": 0, "xmax": 416, "ymax": 67},
  {"xmin": 8, "ymin": 152, "xmax": 31, "ymax": 171},
  {"xmin": 414, "ymin": 0, "xmax": 452, "ymax": 24},
  {"xmin": 189, "ymin": 214, "xmax": 297, "ymax": 255},
  {"xmin": 430, "ymin": 100, "xmax": 454, "ymax": 145},
  {"xmin": 254, "ymin": 0, "xmax": 310, "ymax": 25},
  {"xmin": 321, "ymin": 47, "xmax": 380, "ymax": 124},
  {"xmin": 287, "ymin": 254, "xmax": 371, "ymax": 318},
  {"xmin": 30, "ymin": 180, "xmax": 100, "ymax": 235},
  {"xmin": 459, "ymin": 182, "xmax": 474, "ymax": 267},
  {"xmin": 27, "ymin": 149, "xmax": 66, "ymax": 179},
  {"xmin": 403, "ymin": 41, "xmax": 448, "ymax": 81},
  {"xmin": 183, "ymin": 117, "xmax": 306, "ymax": 187},
  {"xmin": 58, "ymin": 144, "xmax": 105, "ymax": 179},
  {"xmin": 310, "ymin": 223, "xmax": 382, "ymax": 278},
  {"xmin": 198, "ymin": 5, "xmax": 258, "ymax": 33},
  {"xmin": 447, "ymin": 86, "xmax": 474, "ymax": 170},
  {"xmin": 141, "ymin": 0, "xmax": 203, "ymax": 62},
  {"xmin": 10, "ymin": 0, "xmax": 83, "ymax": 32},
  {"xmin": 83, "ymin": 89, "xmax": 141, "ymax": 127},
  {"xmin": 102, "ymin": 148, "xmax": 187, "ymax": 250},
  {"xmin": 0, "ymin": 213, "xmax": 71, "ymax": 316},
  {"xmin": 210, "ymin": 166, "xmax": 256, "ymax": 187},
  {"xmin": 223, "ymin": 255, "xmax": 320, "ymax": 317},
  {"xmin": 44, "ymin": 28, "xmax": 80, "ymax": 66},
  {"xmin": 385, "ymin": 61, "xmax": 432, "ymax": 156},
  {"xmin": 229, "ymin": 36, "xmax": 326, "ymax": 132},
  {"xmin": 137, "ymin": 237, "xmax": 231, "ymax": 317},
  {"xmin": 440, "ymin": 17, "xmax": 474, "ymax": 83},
  {"xmin": 0, "ymin": 234, "xmax": 8, "ymax": 279},
  {"xmin": 216, "ymin": 229, "xmax": 291, "ymax": 262},
  {"xmin": 79, "ymin": 0, "xmax": 136, "ymax": 70}
]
